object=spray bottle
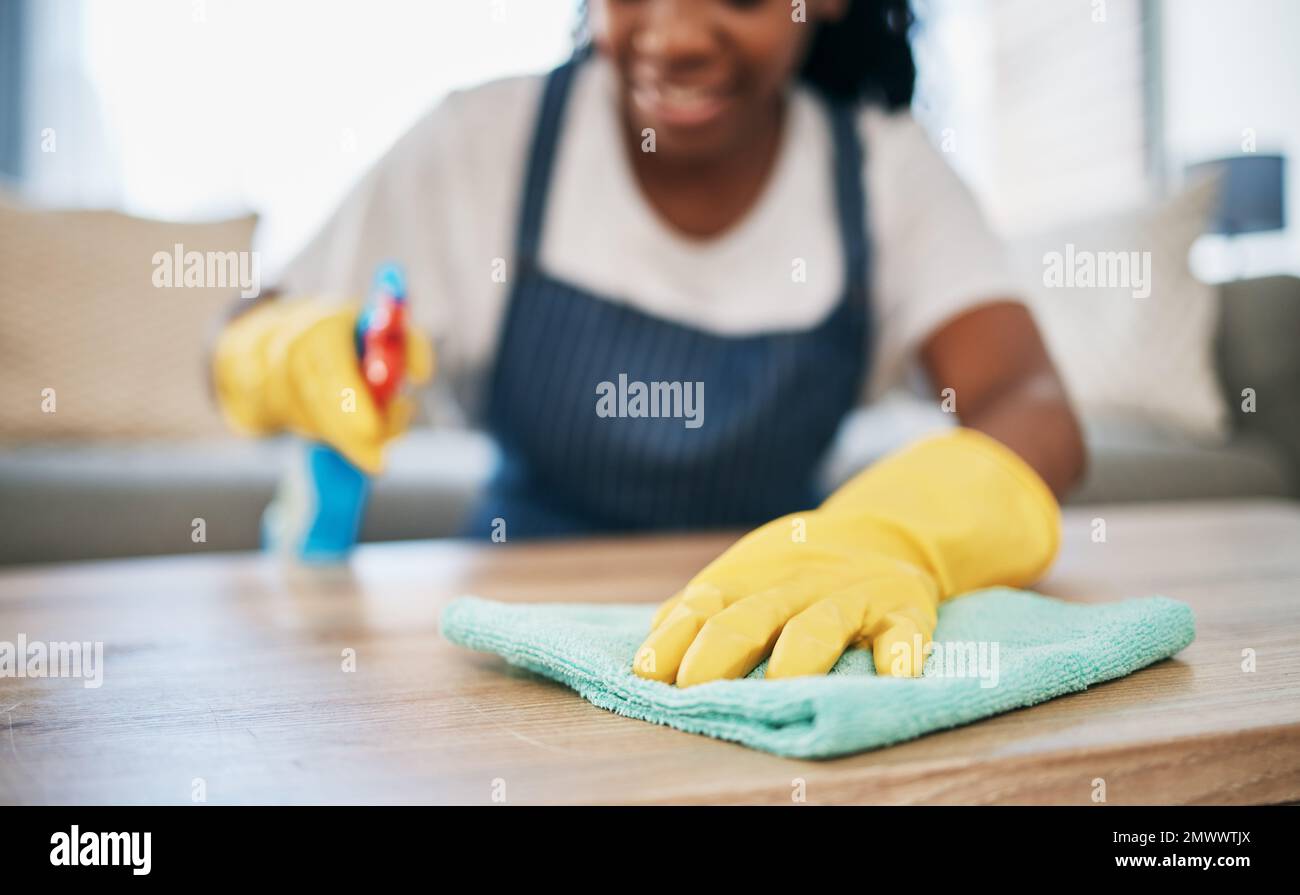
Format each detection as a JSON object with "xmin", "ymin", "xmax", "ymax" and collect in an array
[{"xmin": 261, "ymin": 264, "xmax": 409, "ymax": 562}]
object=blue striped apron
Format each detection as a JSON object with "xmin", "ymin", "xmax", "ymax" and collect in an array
[{"xmin": 467, "ymin": 56, "xmax": 873, "ymax": 538}]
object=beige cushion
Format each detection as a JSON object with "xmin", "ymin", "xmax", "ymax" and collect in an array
[
  {"xmin": 0, "ymin": 192, "xmax": 256, "ymax": 440},
  {"xmin": 1010, "ymin": 177, "xmax": 1229, "ymax": 442}
]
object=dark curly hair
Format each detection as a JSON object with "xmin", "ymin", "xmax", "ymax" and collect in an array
[
  {"xmin": 574, "ymin": 0, "xmax": 916, "ymax": 111},
  {"xmin": 800, "ymin": 0, "xmax": 915, "ymax": 109}
]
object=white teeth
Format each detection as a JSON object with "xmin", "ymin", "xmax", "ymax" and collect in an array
[
  {"xmin": 630, "ymin": 80, "xmax": 726, "ymax": 122},
  {"xmin": 660, "ymin": 85, "xmax": 714, "ymax": 108}
]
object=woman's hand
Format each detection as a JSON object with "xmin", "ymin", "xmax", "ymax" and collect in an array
[
  {"xmin": 634, "ymin": 510, "xmax": 942, "ymax": 686},
  {"xmin": 212, "ymin": 298, "xmax": 434, "ymax": 473},
  {"xmin": 633, "ymin": 429, "xmax": 1061, "ymax": 687}
]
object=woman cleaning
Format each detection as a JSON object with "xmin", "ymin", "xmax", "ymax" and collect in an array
[{"xmin": 214, "ymin": 0, "xmax": 1086, "ymax": 686}]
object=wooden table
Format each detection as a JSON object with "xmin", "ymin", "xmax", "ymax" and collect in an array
[{"xmin": 1, "ymin": 499, "xmax": 1297, "ymax": 805}]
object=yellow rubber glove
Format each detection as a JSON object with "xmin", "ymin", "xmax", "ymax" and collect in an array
[
  {"xmin": 213, "ymin": 298, "xmax": 434, "ymax": 474},
  {"xmin": 633, "ymin": 428, "xmax": 1060, "ymax": 686}
]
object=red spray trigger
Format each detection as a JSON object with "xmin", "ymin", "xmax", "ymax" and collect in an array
[{"xmin": 358, "ymin": 264, "xmax": 408, "ymax": 409}]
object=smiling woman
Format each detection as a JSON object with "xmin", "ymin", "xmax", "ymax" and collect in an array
[{"xmin": 256, "ymin": 0, "xmax": 1083, "ymax": 541}]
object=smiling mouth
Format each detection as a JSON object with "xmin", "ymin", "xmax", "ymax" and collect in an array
[{"xmin": 630, "ymin": 80, "xmax": 733, "ymax": 129}]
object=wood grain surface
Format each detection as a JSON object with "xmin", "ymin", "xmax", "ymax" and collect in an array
[{"xmin": 1, "ymin": 499, "xmax": 1297, "ymax": 805}]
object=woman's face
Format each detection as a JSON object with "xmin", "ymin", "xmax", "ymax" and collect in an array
[{"xmin": 592, "ymin": 0, "xmax": 845, "ymax": 164}]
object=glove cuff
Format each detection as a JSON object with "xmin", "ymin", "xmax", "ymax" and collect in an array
[
  {"xmin": 820, "ymin": 428, "xmax": 1061, "ymax": 596},
  {"xmin": 943, "ymin": 428, "xmax": 1061, "ymax": 584}
]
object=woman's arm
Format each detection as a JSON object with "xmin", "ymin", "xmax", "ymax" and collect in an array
[{"xmin": 920, "ymin": 300, "xmax": 1086, "ymax": 498}]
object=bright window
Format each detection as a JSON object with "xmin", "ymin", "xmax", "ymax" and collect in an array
[{"xmin": 22, "ymin": 0, "xmax": 577, "ymax": 274}]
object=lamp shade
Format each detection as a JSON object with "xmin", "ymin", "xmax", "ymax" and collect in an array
[{"xmin": 1185, "ymin": 154, "xmax": 1286, "ymax": 236}]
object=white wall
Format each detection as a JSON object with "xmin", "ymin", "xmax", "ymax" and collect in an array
[
  {"xmin": 913, "ymin": 0, "xmax": 1152, "ymax": 238},
  {"xmin": 21, "ymin": 0, "xmax": 577, "ymax": 275},
  {"xmin": 1161, "ymin": 0, "xmax": 1300, "ymax": 280}
]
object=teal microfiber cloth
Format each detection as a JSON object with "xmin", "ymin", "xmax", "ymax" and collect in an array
[{"xmin": 440, "ymin": 588, "xmax": 1194, "ymax": 759}]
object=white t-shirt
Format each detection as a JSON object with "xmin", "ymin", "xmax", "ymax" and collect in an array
[{"xmin": 282, "ymin": 55, "xmax": 1019, "ymax": 414}]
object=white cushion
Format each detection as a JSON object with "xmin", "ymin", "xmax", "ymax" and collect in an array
[
  {"xmin": 0, "ymin": 191, "xmax": 256, "ymax": 441},
  {"xmin": 1010, "ymin": 177, "xmax": 1228, "ymax": 442}
]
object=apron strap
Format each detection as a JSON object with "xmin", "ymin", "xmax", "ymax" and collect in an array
[
  {"xmin": 514, "ymin": 51, "xmax": 871, "ymax": 298},
  {"xmin": 513, "ymin": 51, "xmax": 588, "ymax": 274},
  {"xmin": 826, "ymin": 100, "xmax": 871, "ymax": 299}
]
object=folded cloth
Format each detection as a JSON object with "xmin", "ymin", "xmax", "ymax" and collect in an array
[{"xmin": 440, "ymin": 588, "xmax": 1194, "ymax": 759}]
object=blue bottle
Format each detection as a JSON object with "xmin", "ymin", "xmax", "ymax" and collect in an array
[{"xmin": 262, "ymin": 264, "xmax": 408, "ymax": 563}]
